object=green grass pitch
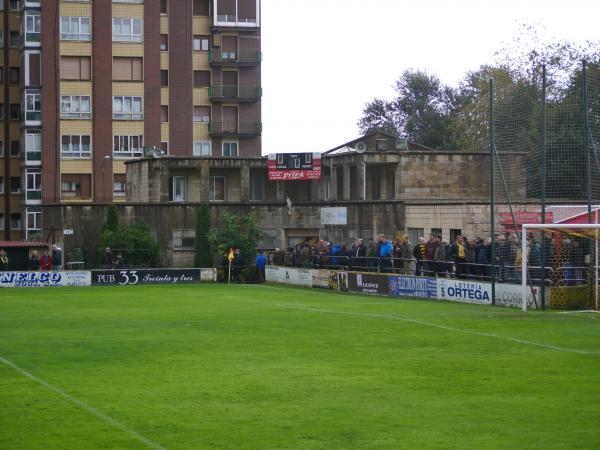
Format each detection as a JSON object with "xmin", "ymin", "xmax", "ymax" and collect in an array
[{"xmin": 1, "ymin": 284, "xmax": 600, "ymax": 449}]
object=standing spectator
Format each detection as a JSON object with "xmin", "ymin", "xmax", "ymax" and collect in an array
[
  {"xmin": 29, "ymin": 251, "xmax": 40, "ymax": 271},
  {"xmin": 434, "ymin": 238, "xmax": 449, "ymax": 277},
  {"xmin": 529, "ymin": 239, "xmax": 541, "ymax": 283},
  {"xmin": 398, "ymin": 235, "xmax": 413, "ymax": 274},
  {"xmin": 366, "ymin": 238, "xmax": 378, "ymax": 272},
  {"xmin": 114, "ymin": 252, "xmax": 126, "ymax": 269},
  {"xmin": 232, "ymin": 249, "xmax": 244, "ymax": 281},
  {"xmin": 256, "ymin": 251, "xmax": 267, "ymax": 283},
  {"xmin": 424, "ymin": 234, "xmax": 438, "ymax": 276},
  {"xmin": 413, "ymin": 237, "xmax": 426, "ymax": 276},
  {"xmin": 451, "ymin": 236, "xmax": 467, "ymax": 279},
  {"xmin": 105, "ymin": 247, "xmax": 114, "ymax": 269},
  {"xmin": 40, "ymin": 250, "xmax": 53, "ymax": 271},
  {"xmin": 465, "ymin": 237, "xmax": 477, "ymax": 279},
  {"xmin": 379, "ymin": 235, "xmax": 393, "ymax": 273},
  {"xmin": 350, "ymin": 239, "xmax": 367, "ymax": 269},
  {"xmin": 300, "ymin": 244, "xmax": 311, "ymax": 267},
  {"xmin": 52, "ymin": 245, "xmax": 63, "ymax": 271},
  {"xmin": 0, "ymin": 249, "xmax": 9, "ymax": 271}
]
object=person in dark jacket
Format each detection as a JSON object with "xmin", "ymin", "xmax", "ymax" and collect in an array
[
  {"xmin": 105, "ymin": 247, "xmax": 114, "ymax": 269},
  {"xmin": 424, "ymin": 234, "xmax": 438, "ymax": 276},
  {"xmin": 350, "ymin": 239, "xmax": 367, "ymax": 269},
  {"xmin": 52, "ymin": 245, "xmax": 63, "ymax": 271},
  {"xmin": 29, "ymin": 251, "xmax": 40, "ymax": 271},
  {"xmin": 413, "ymin": 237, "xmax": 426, "ymax": 276},
  {"xmin": 0, "ymin": 249, "xmax": 9, "ymax": 271}
]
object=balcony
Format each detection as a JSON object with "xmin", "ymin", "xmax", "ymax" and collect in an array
[
  {"xmin": 208, "ymin": 121, "xmax": 262, "ymax": 137},
  {"xmin": 208, "ymin": 50, "xmax": 262, "ymax": 66},
  {"xmin": 208, "ymin": 85, "xmax": 262, "ymax": 102}
]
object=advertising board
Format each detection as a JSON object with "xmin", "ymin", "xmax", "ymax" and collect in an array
[
  {"xmin": 265, "ymin": 266, "xmax": 314, "ymax": 287},
  {"xmin": 389, "ymin": 276, "xmax": 437, "ymax": 299},
  {"xmin": 0, "ymin": 271, "xmax": 91, "ymax": 288},
  {"xmin": 312, "ymin": 269, "xmax": 333, "ymax": 288},
  {"xmin": 494, "ymin": 283, "xmax": 544, "ymax": 309},
  {"xmin": 267, "ymin": 153, "xmax": 322, "ymax": 181},
  {"xmin": 348, "ymin": 273, "xmax": 389, "ymax": 296},
  {"xmin": 436, "ymin": 278, "xmax": 492, "ymax": 305},
  {"xmin": 91, "ymin": 269, "xmax": 206, "ymax": 286},
  {"xmin": 320, "ymin": 207, "xmax": 348, "ymax": 225}
]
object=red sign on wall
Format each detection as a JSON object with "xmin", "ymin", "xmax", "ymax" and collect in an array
[
  {"xmin": 498, "ymin": 212, "xmax": 554, "ymax": 226},
  {"xmin": 268, "ymin": 153, "xmax": 322, "ymax": 181}
]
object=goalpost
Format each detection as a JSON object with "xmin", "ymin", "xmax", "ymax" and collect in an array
[{"xmin": 521, "ymin": 223, "xmax": 600, "ymax": 312}]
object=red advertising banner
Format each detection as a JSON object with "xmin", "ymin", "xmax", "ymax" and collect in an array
[
  {"xmin": 268, "ymin": 153, "xmax": 322, "ymax": 181},
  {"xmin": 498, "ymin": 212, "xmax": 554, "ymax": 225}
]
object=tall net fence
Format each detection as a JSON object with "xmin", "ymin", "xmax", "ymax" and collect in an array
[{"xmin": 491, "ymin": 62, "xmax": 600, "ymax": 309}]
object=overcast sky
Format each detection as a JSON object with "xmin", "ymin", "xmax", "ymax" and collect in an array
[{"xmin": 260, "ymin": 0, "xmax": 600, "ymax": 155}]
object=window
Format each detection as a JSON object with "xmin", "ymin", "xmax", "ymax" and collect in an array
[
  {"xmin": 61, "ymin": 56, "xmax": 91, "ymax": 80},
  {"xmin": 25, "ymin": 92, "xmax": 41, "ymax": 121},
  {"xmin": 112, "ymin": 57, "xmax": 143, "ymax": 81},
  {"xmin": 10, "ymin": 140, "xmax": 20, "ymax": 157},
  {"xmin": 112, "ymin": 18, "xmax": 143, "ymax": 42},
  {"xmin": 216, "ymin": 0, "xmax": 257, "ymax": 25},
  {"xmin": 26, "ymin": 210, "xmax": 42, "ymax": 237},
  {"xmin": 250, "ymin": 175, "xmax": 265, "ymax": 201},
  {"xmin": 160, "ymin": 0, "xmax": 167, "ymax": 14},
  {"xmin": 193, "ymin": 0, "xmax": 209, "ymax": 16},
  {"xmin": 60, "ymin": 17, "xmax": 91, "ymax": 41},
  {"xmin": 160, "ymin": 70, "xmax": 168, "ymax": 87},
  {"xmin": 25, "ymin": 131, "xmax": 42, "ymax": 162},
  {"xmin": 193, "ymin": 141, "xmax": 211, "ymax": 156},
  {"xmin": 160, "ymin": 141, "xmax": 168, "ymax": 154},
  {"xmin": 9, "ymin": 31, "xmax": 20, "ymax": 48},
  {"xmin": 26, "ymin": 169, "xmax": 42, "ymax": 201},
  {"xmin": 61, "ymin": 135, "xmax": 92, "ymax": 158},
  {"xmin": 26, "ymin": 52, "xmax": 41, "ymax": 86},
  {"xmin": 114, "ymin": 174, "xmax": 127, "ymax": 197},
  {"xmin": 169, "ymin": 176, "xmax": 186, "ymax": 202},
  {"xmin": 160, "ymin": 34, "xmax": 168, "ymax": 51},
  {"xmin": 113, "ymin": 96, "xmax": 143, "ymax": 120},
  {"xmin": 222, "ymin": 142, "xmax": 238, "ymax": 157},
  {"xmin": 193, "ymin": 106, "xmax": 210, "ymax": 122},
  {"xmin": 450, "ymin": 229, "xmax": 462, "ymax": 243},
  {"xmin": 408, "ymin": 228, "xmax": 424, "ymax": 248},
  {"xmin": 9, "ymin": 104, "xmax": 20, "ymax": 120},
  {"xmin": 193, "ymin": 35, "xmax": 209, "ymax": 51},
  {"xmin": 61, "ymin": 174, "xmax": 91, "ymax": 199},
  {"xmin": 193, "ymin": 70, "xmax": 210, "ymax": 88},
  {"xmin": 9, "ymin": 0, "xmax": 20, "ymax": 10},
  {"xmin": 431, "ymin": 228, "xmax": 443, "ymax": 237},
  {"xmin": 25, "ymin": 11, "xmax": 41, "ymax": 43},
  {"xmin": 10, "ymin": 177, "xmax": 21, "ymax": 193},
  {"xmin": 173, "ymin": 230, "xmax": 196, "ymax": 250},
  {"xmin": 113, "ymin": 135, "xmax": 143, "ymax": 158},
  {"xmin": 113, "ymin": 0, "xmax": 144, "ymax": 3},
  {"xmin": 9, "ymin": 67, "xmax": 20, "ymax": 84},
  {"xmin": 11, "ymin": 214, "xmax": 21, "ymax": 230},
  {"xmin": 60, "ymin": 95, "xmax": 92, "ymax": 119},
  {"xmin": 209, "ymin": 176, "xmax": 226, "ymax": 201},
  {"xmin": 161, "ymin": 105, "xmax": 168, "ymax": 123}
]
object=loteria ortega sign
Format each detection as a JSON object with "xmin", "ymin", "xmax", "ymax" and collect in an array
[{"xmin": 268, "ymin": 153, "xmax": 321, "ymax": 181}]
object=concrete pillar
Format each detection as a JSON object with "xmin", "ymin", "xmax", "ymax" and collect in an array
[
  {"xmin": 358, "ymin": 161, "xmax": 366, "ymax": 200},
  {"xmin": 199, "ymin": 160, "xmax": 210, "ymax": 202},
  {"xmin": 330, "ymin": 162, "xmax": 338, "ymax": 201},
  {"xmin": 343, "ymin": 163, "xmax": 351, "ymax": 200},
  {"xmin": 276, "ymin": 181, "xmax": 285, "ymax": 201},
  {"xmin": 394, "ymin": 162, "xmax": 402, "ymax": 199},
  {"xmin": 380, "ymin": 168, "xmax": 389, "ymax": 200},
  {"xmin": 240, "ymin": 165, "xmax": 250, "ymax": 202}
]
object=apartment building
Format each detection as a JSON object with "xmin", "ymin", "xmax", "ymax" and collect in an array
[{"xmin": 1, "ymin": 0, "xmax": 261, "ymax": 240}]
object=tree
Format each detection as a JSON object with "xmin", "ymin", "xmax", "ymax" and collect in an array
[
  {"xmin": 208, "ymin": 210, "xmax": 262, "ymax": 263},
  {"xmin": 358, "ymin": 70, "xmax": 458, "ymax": 149},
  {"xmin": 194, "ymin": 204, "xmax": 212, "ymax": 267},
  {"xmin": 101, "ymin": 217, "xmax": 160, "ymax": 268}
]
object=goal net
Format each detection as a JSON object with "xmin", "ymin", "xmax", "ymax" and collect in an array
[{"xmin": 521, "ymin": 223, "xmax": 600, "ymax": 311}]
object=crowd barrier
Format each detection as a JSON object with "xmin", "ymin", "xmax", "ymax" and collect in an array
[
  {"xmin": 265, "ymin": 265, "xmax": 545, "ymax": 309},
  {"xmin": 0, "ymin": 268, "xmax": 217, "ymax": 288}
]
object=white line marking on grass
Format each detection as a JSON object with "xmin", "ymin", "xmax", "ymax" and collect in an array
[
  {"xmin": 0, "ymin": 356, "xmax": 166, "ymax": 450},
  {"xmin": 277, "ymin": 305, "xmax": 600, "ymax": 356}
]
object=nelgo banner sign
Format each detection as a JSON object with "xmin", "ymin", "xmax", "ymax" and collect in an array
[
  {"xmin": 389, "ymin": 276, "xmax": 437, "ymax": 299},
  {"xmin": 0, "ymin": 271, "xmax": 91, "ymax": 288},
  {"xmin": 436, "ymin": 279, "xmax": 492, "ymax": 305},
  {"xmin": 348, "ymin": 273, "xmax": 389, "ymax": 296},
  {"xmin": 91, "ymin": 269, "xmax": 207, "ymax": 286},
  {"xmin": 265, "ymin": 266, "xmax": 314, "ymax": 287}
]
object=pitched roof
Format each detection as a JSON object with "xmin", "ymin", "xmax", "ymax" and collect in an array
[{"xmin": 322, "ymin": 131, "xmax": 436, "ymax": 155}]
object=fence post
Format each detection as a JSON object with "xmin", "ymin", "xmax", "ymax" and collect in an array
[
  {"xmin": 540, "ymin": 65, "xmax": 547, "ymax": 309},
  {"xmin": 489, "ymin": 78, "xmax": 496, "ymax": 304}
]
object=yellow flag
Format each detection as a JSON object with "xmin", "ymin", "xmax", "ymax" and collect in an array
[{"xmin": 228, "ymin": 248, "xmax": 235, "ymax": 261}]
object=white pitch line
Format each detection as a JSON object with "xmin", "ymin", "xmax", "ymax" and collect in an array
[
  {"xmin": 277, "ymin": 304, "xmax": 599, "ymax": 356},
  {"xmin": 0, "ymin": 356, "xmax": 166, "ymax": 450}
]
